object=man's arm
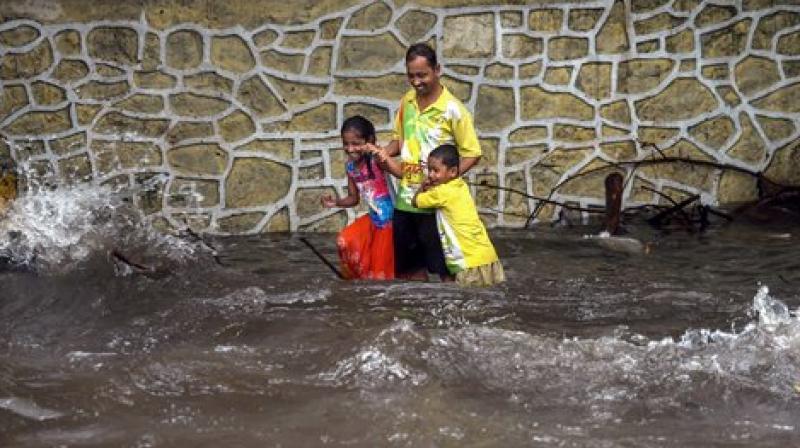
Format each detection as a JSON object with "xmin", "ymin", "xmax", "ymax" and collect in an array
[{"xmin": 459, "ymin": 156, "xmax": 481, "ymax": 176}]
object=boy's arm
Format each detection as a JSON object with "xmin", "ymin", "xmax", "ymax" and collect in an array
[
  {"xmin": 321, "ymin": 177, "xmax": 359, "ymax": 208},
  {"xmin": 412, "ymin": 185, "xmax": 442, "ymax": 209}
]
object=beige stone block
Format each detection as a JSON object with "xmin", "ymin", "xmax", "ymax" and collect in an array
[
  {"xmin": 631, "ymin": 0, "xmax": 670, "ymax": 13},
  {"xmin": 4, "ymin": 107, "xmax": 71, "ymax": 136},
  {"xmin": 474, "ymin": 173, "xmax": 499, "ymax": 209},
  {"xmin": 114, "ymin": 94, "xmax": 164, "ymax": 114},
  {"xmin": 133, "ymin": 71, "xmax": 177, "ymax": 89},
  {"xmin": 261, "ymin": 49, "xmax": 305, "ymax": 74},
  {"xmin": 442, "ymin": 76, "xmax": 472, "ymax": 102},
  {"xmin": 636, "ymin": 40, "xmax": 659, "ymax": 53},
  {"xmin": 96, "ymin": 64, "xmax": 125, "ymax": 78},
  {"xmin": 216, "ymin": 213, "xmax": 265, "ymax": 233},
  {"xmin": 266, "ymin": 76, "xmax": 329, "ymax": 108},
  {"xmin": 334, "ymin": 74, "xmax": 408, "ymax": 101},
  {"xmin": 634, "ymin": 13, "xmax": 684, "ymax": 35},
  {"xmin": 253, "ymin": 29, "xmax": 279, "ymax": 47},
  {"xmin": 520, "ymin": 86, "xmax": 594, "ymax": 121},
  {"xmin": 218, "ymin": 110, "xmax": 256, "ymax": 143},
  {"xmin": 58, "ymin": 153, "xmax": 93, "ymax": 184},
  {"xmin": 93, "ymin": 112, "xmax": 169, "ymax": 138},
  {"xmin": 91, "ymin": 140, "xmax": 162, "ymax": 176},
  {"xmin": 0, "ymin": 40, "xmax": 53, "ymax": 79},
  {"xmin": 509, "ymin": 126, "xmax": 548, "ymax": 144},
  {"xmin": 553, "ymin": 124, "xmax": 596, "ymax": 142},
  {"xmin": 756, "ymin": 115, "xmax": 796, "ymax": 142},
  {"xmin": 348, "ymin": 2, "xmax": 391, "ymax": 30},
  {"xmin": 266, "ymin": 103, "xmax": 336, "ymax": 133},
  {"xmin": 630, "ymin": 176, "xmax": 656, "ymax": 202},
  {"xmin": 744, "ymin": 0, "xmax": 796, "ymax": 10},
  {"xmin": 695, "ymin": 5, "xmax": 737, "ymax": 28},
  {"xmin": 87, "ymin": 27, "xmax": 138, "ymax": 65},
  {"xmin": 537, "ymin": 146, "xmax": 593, "ymax": 177},
  {"xmin": 701, "ymin": 63, "xmax": 729, "ymax": 80},
  {"xmin": 752, "ymin": 82, "xmax": 800, "ymax": 113},
  {"xmin": 395, "ymin": 10, "xmax": 436, "ymax": 43},
  {"xmin": 76, "ymin": 104, "xmax": 103, "ymax": 126},
  {"xmin": 329, "ymin": 147, "xmax": 347, "ymax": 180},
  {"xmin": 166, "ymin": 30, "xmax": 203, "ymax": 70},
  {"xmin": 753, "ymin": 11, "xmax": 800, "ymax": 50},
  {"xmin": 76, "ymin": 80, "xmax": 130, "ymax": 100},
  {"xmin": 716, "ymin": 86, "xmax": 741, "ymax": 107},
  {"xmin": 167, "ymin": 121, "xmax": 215, "ymax": 144},
  {"xmin": 596, "ymin": 1, "xmax": 629, "ymax": 54},
  {"xmin": 136, "ymin": 173, "xmax": 165, "ymax": 214},
  {"xmin": 701, "ymin": 19, "xmax": 751, "ymax": 58},
  {"xmin": 617, "ymin": 59, "xmax": 674, "ymax": 94},
  {"xmin": 640, "ymin": 140, "xmax": 715, "ymax": 191},
  {"xmin": 764, "ymin": 138, "xmax": 800, "ymax": 186},
  {"xmin": 635, "ymin": 79, "xmax": 717, "ymax": 122},
  {"xmin": 501, "ymin": 11, "xmax": 523, "ymax": 28},
  {"xmin": 569, "ymin": 9, "xmax": 604, "ymax": 32},
  {"xmin": 0, "ymin": 85, "xmax": 29, "ymax": 122},
  {"xmin": 559, "ymin": 160, "xmax": 617, "ymax": 199},
  {"xmin": 50, "ymin": 132, "xmax": 87, "ymax": 156},
  {"xmin": 318, "ymin": 18, "xmax": 342, "ymax": 40},
  {"xmin": 519, "ymin": 60, "xmax": 543, "ymax": 79},
  {"xmin": 778, "ymin": 31, "xmax": 800, "ymax": 56},
  {"xmin": 170, "ymin": 93, "xmax": 230, "ymax": 118},
  {"xmin": 503, "ymin": 170, "xmax": 530, "ymax": 226},
  {"xmin": 600, "ymin": 100, "xmax": 630, "ymax": 125},
  {"xmin": 265, "ymin": 207, "xmax": 290, "ymax": 232},
  {"xmin": 673, "ymin": 0, "xmax": 701, "ymax": 12},
  {"xmin": 236, "ymin": 139, "xmax": 294, "ymax": 160},
  {"xmin": 728, "ymin": 113, "xmax": 768, "ymax": 165},
  {"xmin": 502, "ymin": 34, "xmax": 543, "ymax": 59},
  {"xmin": 577, "ymin": 62, "xmax": 611, "ymax": 99},
  {"xmin": 529, "ymin": 9, "xmax": 562, "ymax": 32},
  {"xmin": 548, "ymin": 37, "xmax": 588, "ymax": 61},
  {"xmin": 688, "ymin": 115, "xmax": 735, "ymax": 150},
  {"xmin": 52, "ymin": 59, "xmax": 89, "ymax": 83},
  {"xmin": 506, "ymin": 144, "xmax": 547, "ymax": 165},
  {"xmin": 280, "ymin": 30, "xmax": 316, "ymax": 50},
  {"xmin": 343, "ymin": 103, "xmax": 390, "ymax": 127},
  {"xmin": 211, "ymin": 35, "xmax": 255, "ymax": 73},
  {"xmin": 168, "ymin": 178, "xmax": 219, "ymax": 208},
  {"xmin": 485, "ymin": 63, "xmax": 514, "ymax": 80},
  {"xmin": 718, "ymin": 171, "xmax": 758, "ymax": 204},
  {"xmin": 307, "ymin": 46, "xmax": 332, "ymax": 77},
  {"xmin": 734, "ymin": 56, "xmax": 781, "ymax": 97},
  {"xmin": 294, "ymin": 187, "xmax": 335, "ymax": 218},
  {"xmin": 600, "ymin": 141, "xmax": 636, "ymax": 160},
  {"xmin": 142, "ymin": 32, "xmax": 160, "ymax": 71},
  {"xmin": 602, "ymin": 124, "xmax": 629, "ymax": 138},
  {"xmin": 184, "ymin": 72, "xmax": 234, "ymax": 95},
  {"xmin": 783, "ymin": 60, "xmax": 800, "ymax": 79},
  {"xmin": 443, "ymin": 13, "xmax": 495, "ymax": 58},
  {"xmin": 544, "ymin": 67, "xmax": 572, "ymax": 86},
  {"xmin": 299, "ymin": 163, "xmax": 324, "ymax": 181},
  {"xmin": 0, "ymin": 25, "xmax": 38, "ymax": 47},
  {"xmin": 477, "ymin": 138, "xmax": 499, "ymax": 170},
  {"xmin": 666, "ymin": 29, "xmax": 694, "ymax": 53},
  {"xmin": 168, "ymin": 143, "xmax": 228, "ymax": 176},
  {"xmin": 679, "ymin": 59, "xmax": 696, "ymax": 72},
  {"xmin": 299, "ymin": 210, "xmax": 347, "ymax": 232},
  {"xmin": 638, "ymin": 127, "xmax": 679, "ymax": 147}
]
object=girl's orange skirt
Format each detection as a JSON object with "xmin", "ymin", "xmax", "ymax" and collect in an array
[{"xmin": 337, "ymin": 215, "xmax": 394, "ymax": 280}]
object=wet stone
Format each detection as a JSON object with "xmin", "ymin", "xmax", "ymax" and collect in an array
[
  {"xmin": 0, "ymin": 25, "xmax": 39, "ymax": 47},
  {"xmin": 87, "ymin": 27, "xmax": 138, "ymax": 65},
  {"xmin": 58, "ymin": 154, "xmax": 93, "ymax": 184},
  {"xmin": 728, "ymin": 113, "xmax": 768, "ymax": 165},
  {"xmin": 764, "ymin": 138, "xmax": 800, "ymax": 186},
  {"xmin": 168, "ymin": 143, "xmax": 228, "ymax": 176},
  {"xmin": 166, "ymin": 30, "xmax": 204, "ymax": 70},
  {"xmin": 211, "ymin": 35, "xmax": 256, "ymax": 73},
  {"xmin": 443, "ymin": 13, "xmax": 495, "ymax": 59},
  {"xmin": 91, "ymin": 140, "xmax": 163, "ymax": 176},
  {"xmin": 718, "ymin": 171, "xmax": 758, "ymax": 204},
  {"xmin": 168, "ymin": 178, "xmax": 220, "ymax": 208},
  {"xmin": 226, "ymin": 157, "xmax": 291, "ymax": 207}
]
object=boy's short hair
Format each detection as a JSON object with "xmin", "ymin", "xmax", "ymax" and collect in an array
[{"xmin": 429, "ymin": 144, "xmax": 459, "ymax": 169}]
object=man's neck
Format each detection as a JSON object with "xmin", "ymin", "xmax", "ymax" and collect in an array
[{"xmin": 417, "ymin": 83, "xmax": 443, "ymax": 110}]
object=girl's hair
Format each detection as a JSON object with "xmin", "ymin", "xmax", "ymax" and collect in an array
[
  {"xmin": 405, "ymin": 43, "xmax": 438, "ymax": 68},
  {"xmin": 341, "ymin": 115, "xmax": 377, "ymax": 179},
  {"xmin": 429, "ymin": 144, "xmax": 459, "ymax": 169},
  {"xmin": 341, "ymin": 115, "xmax": 376, "ymax": 143}
]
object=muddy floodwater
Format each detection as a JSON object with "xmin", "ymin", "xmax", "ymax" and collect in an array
[{"xmin": 1, "ymin": 186, "xmax": 799, "ymax": 447}]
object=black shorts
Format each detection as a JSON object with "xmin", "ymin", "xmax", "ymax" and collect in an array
[{"xmin": 393, "ymin": 209, "xmax": 448, "ymax": 277}]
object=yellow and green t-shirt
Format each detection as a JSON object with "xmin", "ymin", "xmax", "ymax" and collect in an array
[
  {"xmin": 393, "ymin": 86, "xmax": 481, "ymax": 212},
  {"xmin": 414, "ymin": 178, "xmax": 499, "ymax": 274}
]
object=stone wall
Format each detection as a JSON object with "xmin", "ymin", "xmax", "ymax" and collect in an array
[{"xmin": 1, "ymin": 0, "xmax": 799, "ymax": 233}]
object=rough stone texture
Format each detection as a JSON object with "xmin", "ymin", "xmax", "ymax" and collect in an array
[
  {"xmin": 501, "ymin": 11, "xmax": 522, "ymax": 28},
  {"xmin": 442, "ymin": 13, "xmax": 495, "ymax": 59},
  {"xmin": 640, "ymin": 139, "xmax": 715, "ymax": 191},
  {"xmin": 553, "ymin": 125, "xmax": 596, "ymax": 142},
  {"xmin": 168, "ymin": 178, "xmax": 219, "ymax": 208},
  {"xmin": 307, "ymin": 46, "xmax": 333, "ymax": 77},
  {"xmin": 168, "ymin": 144, "xmax": 228, "ymax": 176},
  {"xmin": 114, "ymin": 94, "xmax": 164, "ymax": 114},
  {"xmin": 92, "ymin": 140, "xmax": 162, "ymax": 176},
  {"xmin": 96, "ymin": 64, "xmax": 126, "ymax": 77},
  {"xmin": 267, "ymin": 76, "xmax": 329, "ymax": 108},
  {"xmin": 0, "ymin": 86, "xmax": 29, "ymax": 122},
  {"xmin": 184, "ymin": 72, "xmax": 234, "ymax": 95},
  {"xmin": 728, "ymin": 113, "xmax": 768, "ymax": 165},
  {"xmin": 29, "ymin": 81, "xmax": 64, "ymax": 106},
  {"xmin": 701, "ymin": 64, "xmax": 728, "ymax": 80},
  {"xmin": 334, "ymin": 75, "xmax": 407, "ymax": 101},
  {"xmin": 764, "ymin": 139, "xmax": 800, "ymax": 187},
  {"xmin": 718, "ymin": 171, "xmax": 758, "ymax": 204},
  {"xmin": 264, "ymin": 208, "xmax": 290, "ymax": 232},
  {"xmin": 226, "ymin": 157, "xmax": 291, "ymax": 208},
  {"xmin": 166, "ymin": 30, "xmax": 203, "ymax": 70},
  {"xmin": 52, "ymin": 59, "xmax": 89, "ymax": 83},
  {"xmin": 509, "ymin": 126, "xmax": 548, "ymax": 144},
  {"xmin": 756, "ymin": 115, "xmax": 795, "ymax": 142},
  {"xmin": 519, "ymin": 61, "xmax": 542, "ymax": 79},
  {"xmin": 93, "ymin": 112, "xmax": 170, "ymax": 138},
  {"xmin": 694, "ymin": 4, "xmax": 737, "ymax": 28},
  {"xmin": 266, "ymin": 103, "xmax": 336, "ymax": 132},
  {"xmin": 253, "ymin": 29, "xmax": 278, "ymax": 47},
  {"xmin": 485, "ymin": 63, "xmax": 514, "ymax": 80},
  {"xmin": 666, "ymin": 29, "xmax": 694, "ymax": 53},
  {"xmin": 635, "ymin": 79, "xmax": 718, "ymax": 122},
  {"xmin": 76, "ymin": 104, "xmax": 103, "ymax": 126},
  {"xmin": 639, "ymin": 127, "xmax": 679, "ymax": 146},
  {"xmin": 211, "ymin": 35, "xmax": 255, "ymax": 73},
  {"xmin": 618, "ymin": 59, "xmax": 674, "ymax": 94},
  {"xmin": 396, "ymin": 10, "xmax": 437, "ymax": 43},
  {"xmin": 343, "ymin": 103, "xmax": 390, "ymax": 127},
  {"xmin": 506, "ymin": 144, "xmax": 547, "ymax": 165},
  {"xmin": 688, "ymin": 115, "xmax": 735, "ymax": 150},
  {"xmin": 637, "ymin": 40, "xmax": 659, "ymax": 53},
  {"xmin": 701, "ymin": 19, "xmax": 752, "ymax": 58},
  {"xmin": 548, "ymin": 37, "xmax": 589, "ymax": 61},
  {"xmin": 634, "ymin": 13, "xmax": 684, "ymax": 35},
  {"xmin": 520, "ymin": 87, "xmax": 594, "ymax": 121},
  {"xmin": 577, "ymin": 62, "xmax": 611, "ymax": 99},
  {"xmin": 50, "ymin": 132, "xmax": 86, "ymax": 156},
  {"xmin": 134, "ymin": 71, "xmax": 177, "ymax": 89},
  {"xmin": 529, "ymin": 9, "xmax": 563, "ymax": 32},
  {"xmin": 216, "ymin": 212, "xmax": 265, "ymax": 233},
  {"xmin": 631, "ymin": 0, "xmax": 670, "ymax": 13},
  {"xmin": 569, "ymin": 9, "xmax": 604, "ymax": 32},
  {"xmin": 734, "ymin": 56, "xmax": 781, "ymax": 97},
  {"xmin": 4, "ymin": 108, "xmax": 72, "ymax": 136},
  {"xmin": 87, "ymin": 27, "xmax": 138, "ymax": 65},
  {"xmin": 502, "ymin": 34, "xmax": 543, "ymax": 59},
  {"xmin": 596, "ymin": 1, "xmax": 629, "ymax": 54},
  {"xmin": 142, "ymin": 32, "xmax": 160, "ymax": 70},
  {"xmin": 600, "ymin": 141, "xmax": 636, "ymax": 160},
  {"xmin": 236, "ymin": 139, "xmax": 294, "ymax": 160},
  {"xmin": 544, "ymin": 67, "xmax": 572, "ymax": 85},
  {"xmin": 752, "ymin": 83, "xmax": 800, "ymax": 113},
  {"xmin": 167, "ymin": 121, "xmax": 215, "ymax": 144},
  {"xmin": 170, "ymin": 93, "xmax": 231, "ymax": 117},
  {"xmin": 0, "ymin": 40, "xmax": 53, "ymax": 79},
  {"xmin": 281, "ymin": 31, "xmax": 315, "ymax": 49},
  {"xmin": 777, "ymin": 31, "xmax": 800, "ymax": 56},
  {"xmin": 218, "ymin": 110, "xmax": 256, "ymax": 142},
  {"xmin": 348, "ymin": 2, "xmax": 392, "ymax": 31},
  {"xmin": 261, "ymin": 50, "xmax": 304, "ymax": 74},
  {"xmin": 503, "ymin": 171, "xmax": 529, "ymax": 226},
  {"xmin": 600, "ymin": 100, "xmax": 631, "ymax": 125},
  {"xmin": 58, "ymin": 154, "xmax": 93, "ymax": 183},
  {"xmin": 783, "ymin": 60, "xmax": 800, "ymax": 79},
  {"xmin": 0, "ymin": 25, "xmax": 39, "ymax": 47},
  {"xmin": 716, "ymin": 86, "xmax": 741, "ymax": 107},
  {"xmin": 753, "ymin": 11, "xmax": 800, "ymax": 50},
  {"xmin": 76, "ymin": 80, "xmax": 130, "ymax": 100}
]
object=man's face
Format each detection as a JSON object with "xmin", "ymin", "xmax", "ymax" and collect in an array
[{"xmin": 406, "ymin": 56, "xmax": 440, "ymax": 98}]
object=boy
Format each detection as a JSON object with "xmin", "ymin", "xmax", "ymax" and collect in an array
[{"xmin": 411, "ymin": 144, "xmax": 505, "ymax": 287}]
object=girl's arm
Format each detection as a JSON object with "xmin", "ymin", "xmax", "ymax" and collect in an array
[
  {"xmin": 367, "ymin": 144, "xmax": 402, "ymax": 178},
  {"xmin": 321, "ymin": 176, "xmax": 359, "ymax": 208}
]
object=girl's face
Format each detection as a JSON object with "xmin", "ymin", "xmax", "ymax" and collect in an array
[{"xmin": 341, "ymin": 130, "xmax": 367, "ymax": 161}]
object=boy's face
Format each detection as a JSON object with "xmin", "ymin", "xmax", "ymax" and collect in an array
[
  {"xmin": 342, "ymin": 130, "xmax": 367, "ymax": 161},
  {"xmin": 426, "ymin": 156, "xmax": 458, "ymax": 187}
]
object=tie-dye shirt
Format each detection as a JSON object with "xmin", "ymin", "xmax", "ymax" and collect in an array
[
  {"xmin": 392, "ymin": 85, "xmax": 481, "ymax": 213},
  {"xmin": 346, "ymin": 156, "xmax": 393, "ymax": 228}
]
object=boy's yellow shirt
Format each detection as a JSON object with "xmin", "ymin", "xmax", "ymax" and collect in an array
[{"xmin": 414, "ymin": 178, "xmax": 498, "ymax": 273}]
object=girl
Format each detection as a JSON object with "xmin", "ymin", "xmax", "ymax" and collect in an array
[{"xmin": 321, "ymin": 116, "xmax": 394, "ymax": 280}]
